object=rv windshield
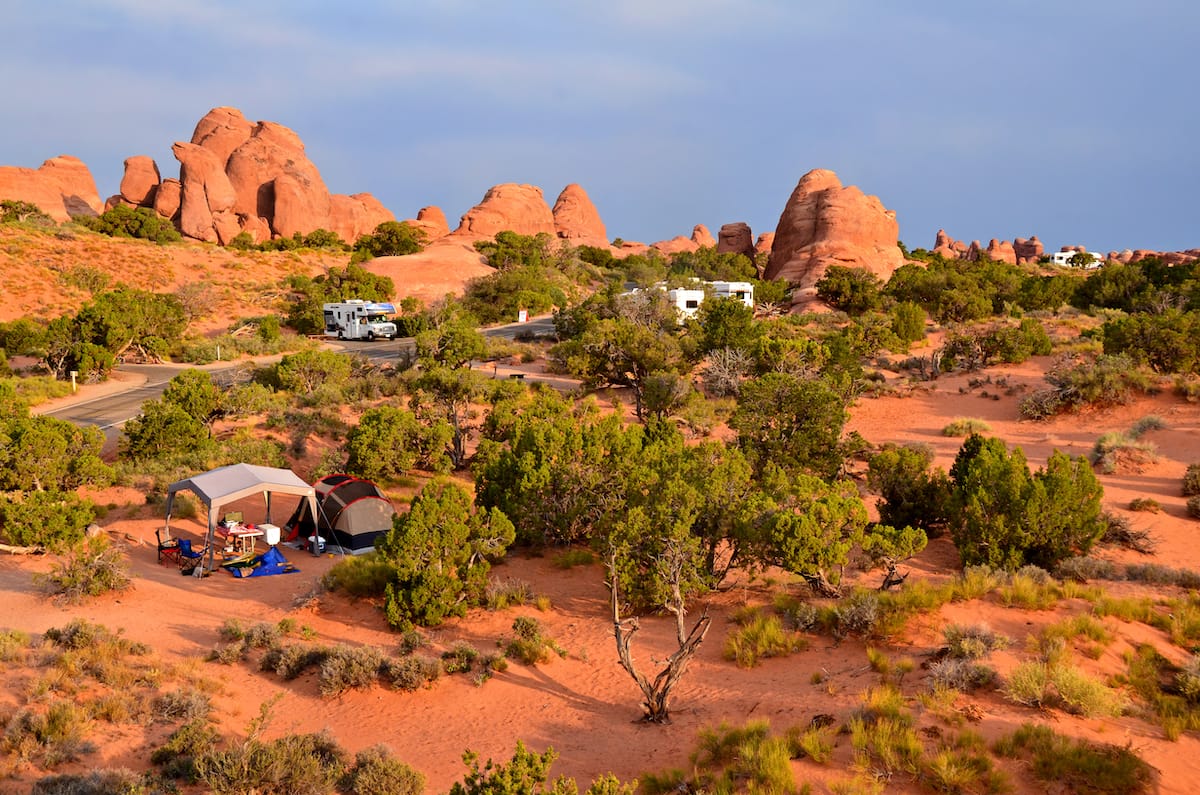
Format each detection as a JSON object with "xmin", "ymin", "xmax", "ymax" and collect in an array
[{"xmin": 365, "ymin": 313, "xmax": 389, "ymax": 322}]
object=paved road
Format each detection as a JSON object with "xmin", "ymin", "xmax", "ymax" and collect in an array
[{"xmin": 37, "ymin": 315, "xmax": 558, "ymax": 439}]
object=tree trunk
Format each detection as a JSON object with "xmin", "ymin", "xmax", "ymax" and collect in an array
[{"xmin": 609, "ymin": 562, "xmax": 711, "ymax": 724}]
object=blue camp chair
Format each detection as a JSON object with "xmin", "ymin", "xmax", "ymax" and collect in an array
[{"xmin": 178, "ymin": 538, "xmax": 206, "ymax": 571}]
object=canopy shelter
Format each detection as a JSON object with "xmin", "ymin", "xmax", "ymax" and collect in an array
[{"xmin": 165, "ymin": 463, "xmax": 318, "ymax": 577}]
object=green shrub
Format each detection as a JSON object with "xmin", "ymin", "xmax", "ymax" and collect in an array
[
  {"xmin": 993, "ymin": 723, "xmax": 1154, "ymax": 794},
  {"xmin": 1190, "ymin": 496, "xmax": 1200, "ymax": 520},
  {"xmin": 787, "ymin": 723, "xmax": 837, "ymax": 764},
  {"xmin": 265, "ymin": 643, "xmax": 330, "ymax": 680},
  {"xmin": 341, "ymin": 744, "xmax": 425, "ymax": 795},
  {"xmin": 36, "ymin": 535, "xmax": 130, "ymax": 602},
  {"xmin": 75, "ymin": 205, "xmax": 181, "ymax": 244},
  {"xmin": 1184, "ymin": 464, "xmax": 1200, "ymax": 497},
  {"xmin": 1091, "ymin": 430, "xmax": 1157, "ymax": 474},
  {"xmin": 688, "ymin": 720, "xmax": 797, "ymax": 795},
  {"xmin": 195, "ymin": 730, "xmax": 346, "ymax": 795},
  {"xmin": 1005, "ymin": 661, "xmax": 1052, "ymax": 708},
  {"xmin": 318, "ymin": 645, "xmax": 386, "ymax": 696},
  {"xmin": 383, "ymin": 655, "xmax": 441, "ymax": 691},
  {"xmin": 30, "ymin": 769, "xmax": 147, "ymax": 794},
  {"xmin": 1051, "ymin": 665, "xmax": 1125, "ymax": 717},
  {"xmin": 0, "ymin": 629, "xmax": 31, "ymax": 663},
  {"xmin": 941, "ymin": 417, "xmax": 991, "ymax": 437},
  {"xmin": 504, "ymin": 617, "xmax": 565, "ymax": 665},
  {"xmin": 1129, "ymin": 497, "xmax": 1161, "ymax": 513},
  {"xmin": 153, "ymin": 688, "xmax": 212, "ymax": 723},
  {"xmin": 943, "ymin": 624, "xmax": 1009, "ymax": 659},
  {"xmin": 553, "ymin": 549, "xmax": 596, "ymax": 568},
  {"xmin": 0, "ymin": 490, "xmax": 97, "ymax": 551},
  {"xmin": 442, "ymin": 641, "xmax": 481, "ymax": 674},
  {"xmin": 929, "ymin": 658, "xmax": 998, "ymax": 693},
  {"xmin": 152, "ymin": 717, "xmax": 221, "ymax": 782},
  {"xmin": 322, "ymin": 554, "xmax": 393, "ymax": 598},
  {"xmin": 485, "ymin": 578, "xmax": 535, "ymax": 609},
  {"xmin": 723, "ymin": 611, "xmax": 807, "ymax": 668},
  {"xmin": 2, "ymin": 700, "xmax": 94, "ymax": 768}
]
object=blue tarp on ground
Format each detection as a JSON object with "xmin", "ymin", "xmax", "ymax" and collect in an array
[{"xmin": 230, "ymin": 546, "xmax": 299, "ymax": 578}]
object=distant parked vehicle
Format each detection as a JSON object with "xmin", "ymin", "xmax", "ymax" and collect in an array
[{"xmin": 323, "ymin": 300, "xmax": 398, "ymax": 340}]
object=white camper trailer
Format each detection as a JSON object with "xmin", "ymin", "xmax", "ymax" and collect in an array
[{"xmin": 323, "ymin": 301, "xmax": 398, "ymax": 340}]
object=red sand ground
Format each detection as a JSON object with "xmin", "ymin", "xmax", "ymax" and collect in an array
[{"xmin": 4, "ymin": 348, "xmax": 1200, "ymax": 793}]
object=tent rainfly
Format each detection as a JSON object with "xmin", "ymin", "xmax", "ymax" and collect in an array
[
  {"xmin": 283, "ymin": 474, "xmax": 396, "ymax": 554},
  {"xmin": 165, "ymin": 463, "xmax": 319, "ymax": 577}
]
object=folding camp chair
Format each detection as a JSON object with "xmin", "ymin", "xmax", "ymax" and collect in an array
[
  {"xmin": 177, "ymin": 538, "xmax": 207, "ymax": 572},
  {"xmin": 157, "ymin": 527, "xmax": 182, "ymax": 566}
]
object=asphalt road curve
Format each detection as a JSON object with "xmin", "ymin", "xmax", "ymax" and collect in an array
[{"xmin": 37, "ymin": 315, "xmax": 557, "ymax": 440}]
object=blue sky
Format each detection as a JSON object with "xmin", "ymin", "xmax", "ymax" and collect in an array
[{"xmin": 4, "ymin": 1, "xmax": 1197, "ymax": 253}]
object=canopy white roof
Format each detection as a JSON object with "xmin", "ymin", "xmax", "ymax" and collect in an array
[{"xmin": 165, "ymin": 464, "xmax": 318, "ymax": 576}]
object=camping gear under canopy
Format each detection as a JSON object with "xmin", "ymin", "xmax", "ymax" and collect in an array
[
  {"xmin": 284, "ymin": 474, "xmax": 396, "ymax": 554},
  {"xmin": 228, "ymin": 546, "xmax": 299, "ymax": 578},
  {"xmin": 165, "ymin": 464, "xmax": 318, "ymax": 576}
]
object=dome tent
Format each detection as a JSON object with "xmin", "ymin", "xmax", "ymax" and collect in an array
[{"xmin": 283, "ymin": 474, "xmax": 396, "ymax": 554}]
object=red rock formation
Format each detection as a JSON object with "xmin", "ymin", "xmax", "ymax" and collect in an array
[
  {"xmin": 154, "ymin": 178, "xmax": 182, "ymax": 221},
  {"xmin": 717, "ymin": 222, "xmax": 754, "ymax": 258},
  {"xmin": 933, "ymin": 229, "xmax": 967, "ymax": 259},
  {"xmin": 0, "ymin": 156, "xmax": 102, "ymax": 221},
  {"xmin": 191, "ymin": 107, "xmax": 253, "ymax": 168},
  {"xmin": 754, "ymin": 232, "xmax": 775, "ymax": 256},
  {"xmin": 173, "ymin": 142, "xmax": 240, "ymax": 242},
  {"xmin": 178, "ymin": 109, "xmax": 393, "ymax": 244},
  {"xmin": 691, "ymin": 225, "xmax": 716, "ymax": 248},
  {"xmin": 1013, "ymin": 236, "xmax": 1043, "ymax": 264},
  {"xmin": 453, "ymin": 184, "xmax": 556, "ymax": 239},
  {"xmin": 224, "ymin": 121, "xmax": 331, "ymax": 239},
  {"xmin": 119, "ymin": 156, "xmax": 160, "ymax": 206},
  {"xmin": 403, "ymin": 206, "xmax": 451, "ymax": 242},
  {"xmin": 986, "ymin": 238, "xmax": 1017, "ymax": 265},
  {"xmin": 765, "ymin": 169, "xmax": 903, "ymax": 308},
  {"xmin": 330, "ymin": 194, "xmax": 393, "ymax": 244},
  {"xmin": 552, "ymin": 184, "xmax": 607, "ymax": 246},
  {"xmin": 651, "ymin": 236, "xmax": 698, "ymax": 255}
]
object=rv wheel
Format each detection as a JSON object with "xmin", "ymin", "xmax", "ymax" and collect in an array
[{"xmin": 367, "ymin": 331, "xmax": 376, "ymax": 341}]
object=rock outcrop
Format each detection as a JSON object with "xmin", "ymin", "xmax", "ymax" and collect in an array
[
  {"xmin": 0, "ymin": 156, "xmax": 102, "ymax": 221},
  {"xmin": 651, "ymin": 236, "xmax": 698, "ymax": 255},
  {"xmin": 692, "ymin": 224, "xmax": 716, "ymax": 248},
  {"xmin": 402, "ymin": 206, "xmax": 450, "ymax": 242},
  {"xmin": 764, "ymin": 169, "xmax": 903, "ymax": 309},
  {"xmin": 933, "ymin": 229, "xmax": 967, "ymax": 259},
  {"xmin": 754, "ymin": 232, "xmax": 775, "ymax": 257},
  {"xmin": 551, "ymin": 184, "xmax": 607, "ymax": 246},
  {"xmin": 717, "ymin": 222, "xmax": 754, "ymax": 258},
  {"xmin": 1013, "ymin": 236, "xmax": 1043, "ymax": 264},
  {"xmin": 935, "ymin": 230, "xmax": 1041, "ymax": 264},
  {"xmin": 119, "ymin": 156, "xmax": 160, "ymax": 207},
  {"xmin": 453, "ymin": 183, "xmax": 556, "ymax": 239},
  {"xmin": 986, "ymin": 238, "xmax": 1017, "ymax": 265},
  {"xmin": 84, "ymin": 107, "xmax": 395, "ymax": 244}
]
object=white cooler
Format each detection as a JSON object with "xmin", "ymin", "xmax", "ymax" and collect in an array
[{"xmin": 259, "ymin": 523, "xmax": 280, "ymax": 546}]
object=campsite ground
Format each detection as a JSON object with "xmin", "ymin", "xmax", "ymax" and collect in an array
[{"xmin": 4, "ymin": 349, "xmax": 1200, "ymax": 793}]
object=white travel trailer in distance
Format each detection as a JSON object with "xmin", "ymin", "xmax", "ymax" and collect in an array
[
  {"xmin": 323, "ymin": 300, "xmax": 398, "ymax": 340},
  {"xmin": 709, "ymin": 281, "xmax": 755, "ymax": 309},
  {"xmin": 1050, "ymin": 250, "xmax": 1104, "ymax": 269}
]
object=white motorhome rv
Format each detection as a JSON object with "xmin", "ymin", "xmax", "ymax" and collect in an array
[
  {"xmin": 710, "ymin": 281, "xmax": 755, "ymax": 308},
  {"xmin": 323, "ymin": 301, "xmax": 398, "ymax": 340}
]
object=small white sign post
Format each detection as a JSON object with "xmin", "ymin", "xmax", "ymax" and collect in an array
[{"xmin": 69, "ymin": 370, "xmax": 78, "ymax": 393}]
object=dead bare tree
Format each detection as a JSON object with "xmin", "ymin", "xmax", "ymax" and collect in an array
[{"xmin": 607, "ymin": 550, "xmax": 711, "ymax": 724}]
